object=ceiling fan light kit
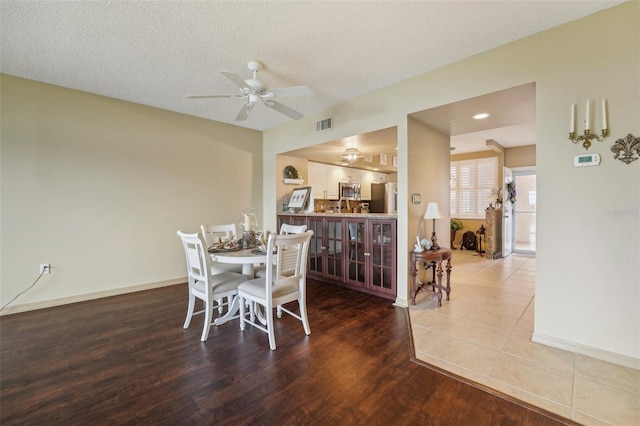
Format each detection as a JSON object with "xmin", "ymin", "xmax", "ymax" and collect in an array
[{"xmin": 187, "ymin": 60, "xmax": 312, "ymax": 122}]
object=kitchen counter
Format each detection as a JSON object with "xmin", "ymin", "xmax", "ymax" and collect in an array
[{"xmin": 280, "ymin": 212, "xmax": 397, "ymax": 219}]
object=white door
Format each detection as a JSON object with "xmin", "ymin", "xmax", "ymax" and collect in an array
[{"xmin": 502, "ymin": 167, "xmax": 513, "ymax": 257}]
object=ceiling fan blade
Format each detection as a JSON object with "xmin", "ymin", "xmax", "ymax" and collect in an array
[
  {"xmin": 221, "ymin": 71, "xmax": 250, "ymax": 90},
  {"xmin": 264, "ymin": 100, "xmax": 304, "ymax": 120},
  {"xmin": 267, "ymin": 85, "xmax": 313, "ymax": 99},
  {"xmin": 187, "ymin": 94, "xmax": 245, "ymax": 99},
  {"xmin": 235, "ymin": 103, "xmax": 255, "ymax": 121}
]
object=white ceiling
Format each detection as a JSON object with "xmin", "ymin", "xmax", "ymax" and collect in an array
[
  {"xmin": 413, "ymin": 82, "xmax": 538, "ymax": 155},
  {"xmin": 1, "ymin": 1, "xmax": 622, "ymax": 135}
]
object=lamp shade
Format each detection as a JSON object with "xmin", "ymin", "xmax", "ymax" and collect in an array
[{"xmin": 423, "ymin": 202, "xmax": 442, "ymax": 219}]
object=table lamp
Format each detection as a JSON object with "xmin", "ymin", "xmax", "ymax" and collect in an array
[{"xmin": 424, "ymin": 202, "xmax": 442, "ymax": 250}]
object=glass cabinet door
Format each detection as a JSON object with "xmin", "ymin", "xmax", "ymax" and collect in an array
[
  {"xmin": 280, "ymin": 214, "xmax": 396, "ymax": 300},
  {"xmin": 369, "ymin": 220, "xmax": 396, "ymax": 294},
  {"xmin": 307, "ymin": 217, "xmax": 323, "ymax": 274},
  {"xmin": 345, "ymin": 219, "xmax": 367, "ymax": 286},
  {"xmin": 325, "ymin": 218, "xmax": 344, "ymax": 280}
]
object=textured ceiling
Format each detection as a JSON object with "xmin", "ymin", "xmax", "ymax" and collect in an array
[{"xmin": 1, "ymin": 1, "xmax": 623, "ymax": 133}]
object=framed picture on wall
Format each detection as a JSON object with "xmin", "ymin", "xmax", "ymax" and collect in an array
[
  {"xmin": 364, "ymin": 155, "xmax": 373, "ymax": 163},
  {"xmin": 392, "ymin": 155, "xmax": 398, "ymax": 168},
  {"xmin": 380, "ymin": 153, "xmax": 388, "ymax": 166}
]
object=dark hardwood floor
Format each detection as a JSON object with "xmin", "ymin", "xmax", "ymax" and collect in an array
[{"xmin": 1, "ymin": 279, "xmax": 575, "ymax": 425}]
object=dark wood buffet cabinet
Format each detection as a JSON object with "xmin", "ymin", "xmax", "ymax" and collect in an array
[{"xmin": 278, "ymin": 214, "xmax": 397, "ymax": 300}]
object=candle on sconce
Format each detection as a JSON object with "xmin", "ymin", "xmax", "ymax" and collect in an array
[
  {"xmin": 570, "ymin": 104, "xmax": 576, "ymax": 133},
  {"xmin": 585, "ymin": 99, "xmax": 591, "ymax": 130},
  {"xmin": 567, "ymin": 98, "xmax": 610, "ymax": 148}
]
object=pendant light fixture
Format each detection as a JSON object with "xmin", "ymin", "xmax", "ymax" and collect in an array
[{"xmin": 339, "ymin": 148, "xmax": 365, "ymax": 165}]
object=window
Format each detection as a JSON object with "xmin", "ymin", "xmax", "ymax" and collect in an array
[{"xmin": 450, "ymin": 157, "xmax": 498, "ymax": 219}]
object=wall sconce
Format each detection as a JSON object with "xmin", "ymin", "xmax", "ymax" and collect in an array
[
  {"xmin": 423, "ymin": 202, "xmax": 442, "ymax": 250},
  {"xmin": 569, "ymin": 99, "xmax": 609, "ymax": 150}
]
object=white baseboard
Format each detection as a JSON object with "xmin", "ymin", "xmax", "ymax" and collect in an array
[
  {"xmin": 0, "ymin": 278, "xmax": 187, "ymax": 316},
  {"xmin": 394, "ymin": 297, "xmax": 409, "ymax": 308},
  {"xmin": 532, "ymin": 332, "xmax": 640, "ymax": 371}
]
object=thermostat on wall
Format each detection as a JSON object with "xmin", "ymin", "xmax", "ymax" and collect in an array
[{"xmin": 574, "ymin": 153, "xmax": 600, "ymax": 167}]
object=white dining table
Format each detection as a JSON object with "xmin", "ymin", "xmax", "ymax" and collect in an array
[
  {"xmin": 210, "ymin": 247, "xmax": 267, "ymax": 277},
  {"xmin": 209, "ymin": 247, "xmax": 267, "ymax": 325}
]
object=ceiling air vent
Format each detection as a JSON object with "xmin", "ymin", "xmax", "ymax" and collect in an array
[{"xmin": 316, "ymin": 117, "xmax": 332, "ymax": 133}]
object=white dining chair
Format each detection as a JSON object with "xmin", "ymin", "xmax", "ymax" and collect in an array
[
  {"xmin": 254, "ymin": 223, "xmax": 307, "ymax": 278},
  {"xmin": 201, "ymin": 224, "xmax": 244, "ymax": 315},
  {"xmin": 177, "ymin": 231, "xmax": 250, "ymax": 342},
  {"xmin": 238, "ymin": 230, "xmax": 313, "ymax": 350},
  {"xmin": 200, "ymin": 224, "xmax": 243, "ymax": 274},
  {"xmin": 279, "ymin": 223, "xmax": 308, "ymax": 235}
]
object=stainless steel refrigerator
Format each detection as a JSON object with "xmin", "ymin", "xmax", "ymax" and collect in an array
[{"xmin": 370, "ymin": 182, "xmax": 397, "ymax": 213}]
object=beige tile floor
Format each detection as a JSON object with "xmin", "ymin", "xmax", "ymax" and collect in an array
[{"xmin": 410, "ymin": 251, "xmax": 640, "ymax": 425}]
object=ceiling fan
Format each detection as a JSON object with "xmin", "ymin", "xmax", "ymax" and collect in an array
[{"xmin": 187, "ymin": 60, "xmax": 312, "ymax": 121}]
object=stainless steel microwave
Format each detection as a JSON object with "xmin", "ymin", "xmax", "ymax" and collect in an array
[{"xmin": 339, "ymin": 182, "xmax": 361, "ymax": 200}]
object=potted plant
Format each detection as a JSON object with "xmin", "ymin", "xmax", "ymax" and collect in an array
[{"xmin": 450, "ymin": 218, "xmax": 464, "ymax": 249}]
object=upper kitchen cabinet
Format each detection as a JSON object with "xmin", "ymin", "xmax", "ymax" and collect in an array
[
  {"xmin": 309, "ymin": 162, "xmax": 361, "ymax": 199},
  {"xmin": 309, "ymin": 162, "xmax": 342, "ymax": 199},
  {"xmin": 333, "ymin": 165, "xmax": 347, "ymax": 183},
  {"xmin": 332, "ymin": 164, "xmax": 359, "ymax": 185},
  {"xmin": 339, "ymin": 167, "xmax": 360, "ymax": 184},
  {"xmin": 309, "ymin": 161, "xmax": 328, "ymax": 199},
  {"xmin": 360, "ymin": 171, "xmax": 388, "ymax": 200}
]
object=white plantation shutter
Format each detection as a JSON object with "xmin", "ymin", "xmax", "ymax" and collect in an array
[
  {"xmin": 449, "ymin": 167, "xmax": 457, "ymax": 214},
  {"xmin": 450, "ymin": 157, "xmax": 497, "ymax": 219}
]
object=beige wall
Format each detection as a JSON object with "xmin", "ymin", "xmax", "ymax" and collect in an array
[
  {"xmin": 505, "ymin": 145, "xmax": 536, "ymax": 168},
  {"xmin": 264, "ymin": 3, "xmax": 639, "ymax": 366},
  {"xmin": 275, "ymin": 155, "xmax": 310, "ymax": 213},
  {"xmin": 1, "ymin": 75, "xmax": 263, "ymax": 313},
  {"xmin": 451, "ymin": 151, "xmax": 499, "ymax": 162},
  {"xmin": 407, "ymin": 117, "xmax": 450, "ymax": 248}
]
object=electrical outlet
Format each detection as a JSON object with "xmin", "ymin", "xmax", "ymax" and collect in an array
[{"xmin": 40, "ymin": 263, "xmax": 51, "ymax": 274}]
